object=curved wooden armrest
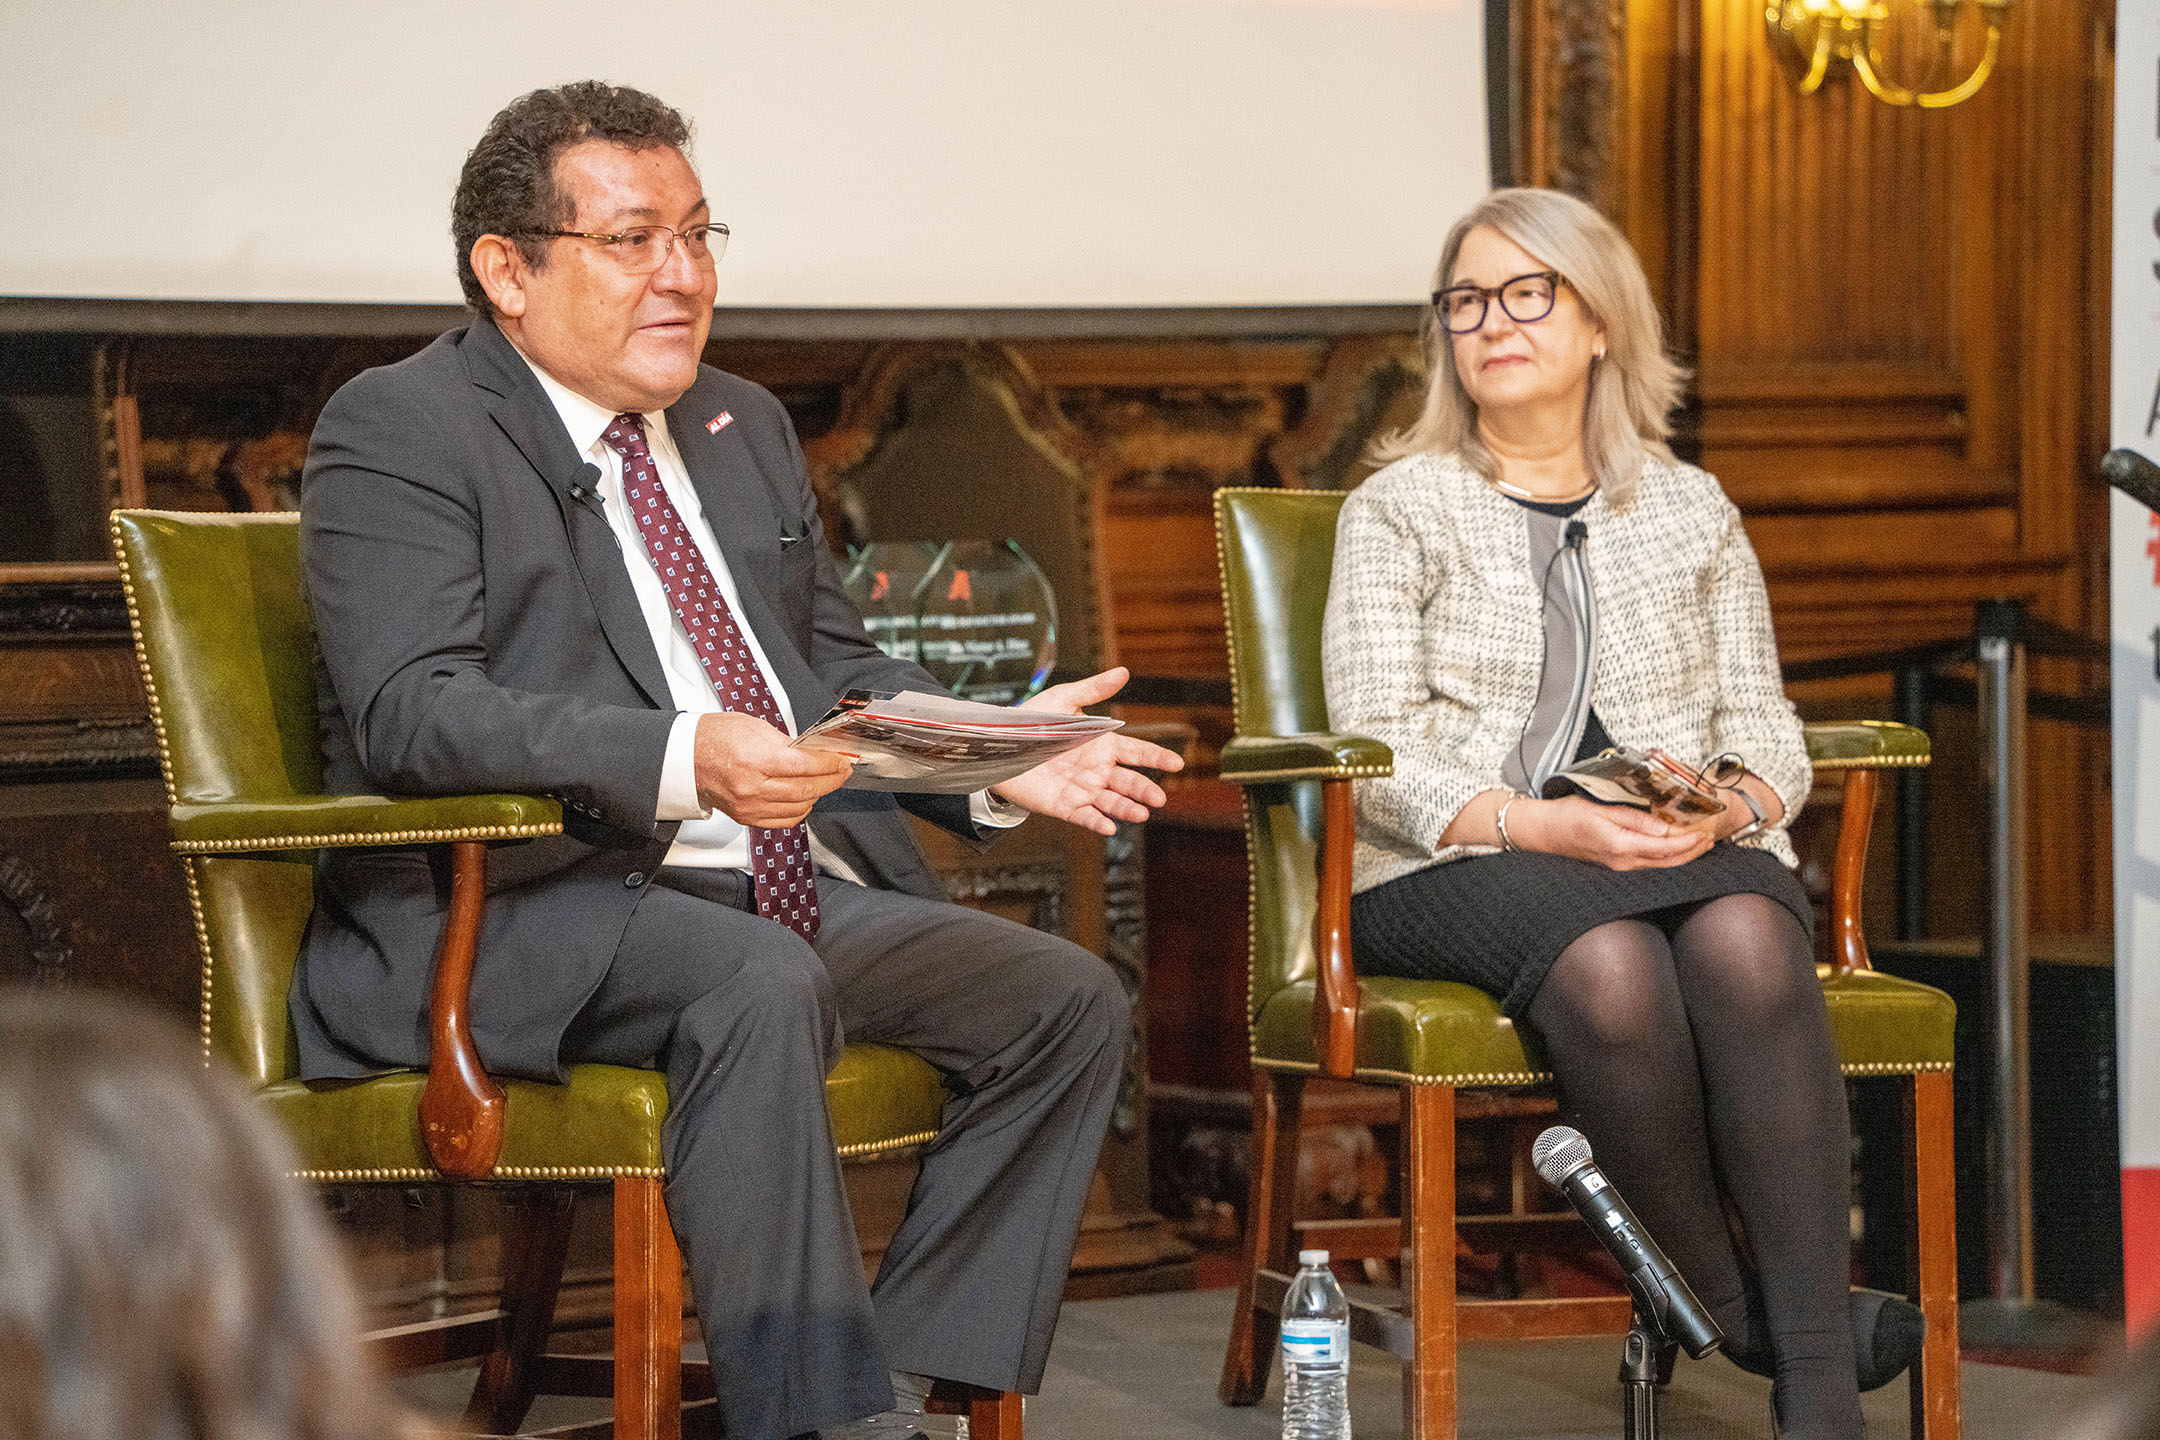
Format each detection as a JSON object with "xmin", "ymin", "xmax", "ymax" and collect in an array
[
  {"xmin": 1314, "ymin": 778, "xmax": 1360, "ymax": 1079},
  {"xmin": 1816, "ymin": 721, "xmax": 1931, "ymax": 976},
  {"xmin": 418, "ymin": 840, "xmax": 506, "ymax": 1178},
  {"xmin": 1828, "ymin": 769, "xmax": 1882, "ymax": 976}
]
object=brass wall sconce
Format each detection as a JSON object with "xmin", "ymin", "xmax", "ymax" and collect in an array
[{"xmin": 1765, "ymin": 0, "xmax": 2012, "ymax": 108}]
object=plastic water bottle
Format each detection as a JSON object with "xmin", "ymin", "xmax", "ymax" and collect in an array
[{"xmin": 1281, "ymin": 1247, "xmax": 1351, "ymax": 1439}]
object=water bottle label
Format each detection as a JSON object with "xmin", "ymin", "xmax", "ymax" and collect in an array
[{"xmin": 1281, "ymin": 1318, "xmax": 1347, "ymax": 1366}]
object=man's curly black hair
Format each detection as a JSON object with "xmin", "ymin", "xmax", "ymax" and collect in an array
[{"xmin": 450, "ymin": 81, "xmax": 693, "ymax": 314}]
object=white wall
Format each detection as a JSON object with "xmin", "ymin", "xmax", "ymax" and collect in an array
[
  {"xmin": 2112, "ymin": 0, "xmax": 2160, "ymax": 1335},
  {"xmin": 0, "ymin": 0, "xmax": 1489, "ymax": 309}
]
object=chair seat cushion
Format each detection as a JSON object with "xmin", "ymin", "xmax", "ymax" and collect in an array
[
  {"xmin": 264, "ymin": 1042, "xmax": 948, "ymax": 1179},
  {"xmin": 825, "ymin": 1042, "xmax": 949, "ymax": 1156},
  {"xmin": 1251, "ymin": 968, "xmax": 1954, "ymax": 1084}
]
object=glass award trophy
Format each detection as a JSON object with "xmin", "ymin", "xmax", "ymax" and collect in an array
[
  {"xmin": 913, "ymin": 539, "xmax": 1058, "ymax": 704},
  {"xmin": 841, "ymin": 540, "xmax": 944, "ymax": 664}
]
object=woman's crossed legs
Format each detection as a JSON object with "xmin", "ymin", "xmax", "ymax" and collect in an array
[{"xmin": 1524, "ymin": 894, "xmax": 1862, "ymax": 1439}]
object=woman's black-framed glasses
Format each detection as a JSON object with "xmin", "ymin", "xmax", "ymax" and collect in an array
[
  {"xmin": 1432, "ymin": 270, "xmax": 1564, "ymax": 334},
  {"xmin": 519, "ymin": 222, "xmax": 730, "ymax": 275}
]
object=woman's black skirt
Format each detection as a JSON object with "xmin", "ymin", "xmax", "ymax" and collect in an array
[{"xmin": 1349, "ymin": 844, "xmax": 1812, "ymax": 1018}]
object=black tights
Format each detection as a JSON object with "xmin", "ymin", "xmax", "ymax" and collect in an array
[{"xmin": 1524, "ymin": 893, "xmax": 1861, "ymax": 1439}]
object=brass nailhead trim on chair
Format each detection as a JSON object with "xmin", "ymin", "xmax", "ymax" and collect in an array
[
  {"xmin": 293, "ymin": 1133, "xmax": 950, "ymax": 1183},
  {"xmin": 181, "ymin": 858, "xmax": 217, "ymax": 1067},
  {"xmin": 110, "ymin": 514, "xmax": 182, "ymax": 812},
  {"xmin": 1840, "ymin": 1060, "xmax": 1954, "ymax": 1076},
  {"xmin": 1223, "ymin": 764, "xmax": 1393, "ymax": 783},
  {"xmin": 1810, "ymin": 754, "xmax": 1932, "ymax": 773},
  {"xmin": 1242, "ymin": 795, "xmax": 1266, "ymax": 1034},
  {"xmin": 173, "ymin": 822, "xmax": 562, "ymax": 854},
  {"xmin": 1212, "ymin": 488, "xmax": 1258, "ymax": 739},
  {"xmin": 294, "ymin": 1165, "xmax": 669, "ymax": 1183},
  {"xmin": 1255, "ymin": 1055, "xmax": 1950, "ymax": 1084},
  {"xmin": 836, "ymin": 1129, "xmax": 940, "ymax": 1159},
  {"xmin": 1257, "ymin": 1057, "xmax": 1950, "ymax": 1083},
  {"xmin": 1254, "ymin": 1057, "xmax": 1555, "ymax": 1087}
]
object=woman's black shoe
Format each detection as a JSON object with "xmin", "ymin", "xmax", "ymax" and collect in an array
[
  {"xmin": 1849, "ymin": 1287, "xmax": 1925, "ymax": 1392},
  {"xmin": 1728, "ymin": 1287, "xmax": 1925, "ymax": 1393}
]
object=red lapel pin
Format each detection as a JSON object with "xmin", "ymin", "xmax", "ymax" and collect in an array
[{"xmin": 706, "ymin": 411, "xmax": 734, "ymax": 434}]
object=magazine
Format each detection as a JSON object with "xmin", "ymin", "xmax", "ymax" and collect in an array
[
  {"xmin": 1539, "ymin": 747, "xmax": 1726, "ymax": 826},
  {"xmin": 792, "ymin": 689, "xmax": 1122, "ymax": 794}
]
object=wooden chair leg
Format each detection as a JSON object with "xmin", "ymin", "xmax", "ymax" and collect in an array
[
  {"xmin": 462, "ymin": 1187, "xmax": 578, "ymax": 1436},
  {"xmin": 926, "ymin": 1380, "xmax": 1024, "ymax": 1439},
  {"xmin": 1401, "ymin": 1083, "xmax": 1459, "ymax": 1440},
  {"xmin": 1906, "ymin": 1070, "xmax": 1961, "ymax": 1440},
  {"xmin": 614, "ymin": 1175, "xmax": 684, "ymax": 1440},
  {"xmin": 1219, "ymin": 1066, "xmax": 1307, "ymax": 1405}
]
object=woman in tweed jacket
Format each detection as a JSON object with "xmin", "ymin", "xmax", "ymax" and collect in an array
[{"xmin": 1323, "ymin": 189, "xmax": 1913, "ymax": 1440}]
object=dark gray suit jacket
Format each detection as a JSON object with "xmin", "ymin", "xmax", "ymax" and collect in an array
[{"xmin": 293, "ymin": 318, "xmax": 975, "ymax": 1081}]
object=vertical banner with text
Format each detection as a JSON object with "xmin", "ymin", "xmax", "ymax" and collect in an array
[{"xmin": 2111, "ymin": 0, "xmax": 2160, "ymax": 1340}]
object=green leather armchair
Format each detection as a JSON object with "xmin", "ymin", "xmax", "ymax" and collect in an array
[
  {"xmin": 112, "ymin": 511, "xmax": 1021, "ymax": 1440},
  {"xmin": 1210, "ymin": 487, "xmax": 1961, "ymax": 1440}
]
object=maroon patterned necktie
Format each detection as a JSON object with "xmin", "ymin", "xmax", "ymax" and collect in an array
[{"xmin": 601, "ymin": 413, "xmax": 820, "ymax": 941}]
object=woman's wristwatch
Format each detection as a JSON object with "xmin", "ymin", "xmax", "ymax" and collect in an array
[{"xmin": 1727, "ymin": 785, "xmax": 1768, "ymax": 841}]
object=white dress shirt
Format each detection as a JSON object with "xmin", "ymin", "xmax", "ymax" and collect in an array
[{"xmin": 515, "ymin": 350, "xmax": 1021, "ymax": 876}]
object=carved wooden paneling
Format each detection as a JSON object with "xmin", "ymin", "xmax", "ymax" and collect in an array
[
  {"xmin": 1269, "ymin": 335, "xmax": 1427, "ymax": 493},
  {"xmin": 0, "ymin": 781, "xmax": 198, "ymax": 1016}
]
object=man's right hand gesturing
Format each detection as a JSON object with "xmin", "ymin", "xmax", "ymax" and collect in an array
[{"xmin": 692, "ymin": 712, "xmax": 853, "ymax": 829}]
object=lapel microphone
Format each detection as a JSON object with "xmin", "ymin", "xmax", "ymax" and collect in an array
[
  {"xmin": 566, "ymin": 462, "xmax": 604, "ymax": 512},
  {"xmin": 1564, "ymin": 518, "xmax": 1588, "ymax": 547}
]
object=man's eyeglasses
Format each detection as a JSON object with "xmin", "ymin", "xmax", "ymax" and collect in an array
[
  {"xmin": 520, "ymin": 222, "xmax": 730, "ymax": 274},
  {"xmin": 1432, "ymin": 270, "xmax": 1565, "ymax": 334}
]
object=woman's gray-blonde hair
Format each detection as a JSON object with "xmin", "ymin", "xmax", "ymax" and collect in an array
[
  {"xmin": 1374, "ymin": 187, "xmax": 1687, "ymax": 506},
  {"xmin": 0, "ymin": 989, "xmax": 420, "ymax": 1440}
]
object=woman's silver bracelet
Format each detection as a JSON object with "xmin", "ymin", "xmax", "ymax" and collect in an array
[{"xmin": 1494, "ymin": 793, "xmax": 1525, "ymax": 853}]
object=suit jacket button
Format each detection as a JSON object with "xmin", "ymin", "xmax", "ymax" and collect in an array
[{"xmin": 625, "ymin": 871, "xmax": 647, "ymax": 888}]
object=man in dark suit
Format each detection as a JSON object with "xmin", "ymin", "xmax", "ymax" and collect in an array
[{"xmin": 296, "ymin": 82, "xmax": 1181, "ymax": 1440}]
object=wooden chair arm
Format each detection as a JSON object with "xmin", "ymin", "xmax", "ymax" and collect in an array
[
  {"xmin": 418, "ymin": 839, "xmax": 507, "ymax": 1178},
  {"xmin": 1828, "ymin": 768, "xmax": 1881, "ymax": 976},
  {"xmin": 1314, "ymin": 778, "xmax": 1360, "ymax": 1079},
  {"xmin": 1803, "ymin": 721, "xmax": 1929, "ymax": 975},
  {"xmin": 1218, "ymin": 733, "xmax": 1388, "ymax": 1079}
]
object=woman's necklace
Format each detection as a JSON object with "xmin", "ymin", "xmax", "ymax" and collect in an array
[{"xmin": 1489, "ymin": 472, "xmax": 1598, "ymax": 504}]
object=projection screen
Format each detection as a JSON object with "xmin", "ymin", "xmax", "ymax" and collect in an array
[{"xmin": 0, "ymin": 0, "xmax": 1489, "ymax": 311}]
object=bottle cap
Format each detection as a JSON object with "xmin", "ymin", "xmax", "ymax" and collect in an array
[{"xmin": 1298, "ymin": 1248, "xmax": 1330, "ymax": 1268}]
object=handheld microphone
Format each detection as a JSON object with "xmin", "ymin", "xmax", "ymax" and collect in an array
[
  {"xmin": 2104, "ymin": 448, "xmax": 2160, "ymax": 514},
  {"xmin": 1532, "ymin": 1125, "xmax": 1722, "ymax": 1357}
]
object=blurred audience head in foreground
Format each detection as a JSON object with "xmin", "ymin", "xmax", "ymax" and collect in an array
[{"xmin": 0, "ymin": 988, "xmax": 411, "ymax": 1440}]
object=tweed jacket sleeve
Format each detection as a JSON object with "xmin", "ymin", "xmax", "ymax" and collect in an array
[
  {"xmin": 1320, "ymin": 464, "xmax": 1496, "ymax": 860},
  {"xmin": 1700, "ymin": 492, "xmax": 1811, "ymax": 820},
  {"xmin": 1322, "ymin": 451, "xmax": 1807, "ymax": 894}
]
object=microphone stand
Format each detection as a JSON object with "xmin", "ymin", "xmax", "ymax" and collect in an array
[{"xmin": 1619, "ymin": 1305, "xmax": 1680, "ymax": 1440}]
